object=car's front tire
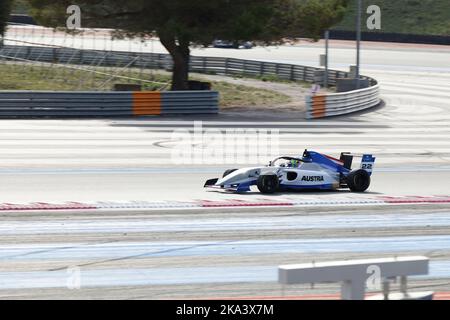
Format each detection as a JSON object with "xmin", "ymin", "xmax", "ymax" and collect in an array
[
  {"xmin": 257, "ymin": 174, "xmax": 280, "ymax": 194},
  {"xmin": 346, "ymin": 169, "xmax": 371, "ymax": 192}
]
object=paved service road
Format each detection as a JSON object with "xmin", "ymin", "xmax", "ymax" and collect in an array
[{"xmin": 0, "ymin": 39, "xmax": 449, "ymax": 299}]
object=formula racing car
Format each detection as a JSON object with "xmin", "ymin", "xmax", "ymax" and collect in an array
[{"xmin": 204, "ymin": 150, "xmax": 375, "ymax": 194}]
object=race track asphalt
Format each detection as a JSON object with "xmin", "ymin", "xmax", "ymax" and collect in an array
[{"xmin": 0, "ymin": 37, "xmax": 449, "ymax": 299}]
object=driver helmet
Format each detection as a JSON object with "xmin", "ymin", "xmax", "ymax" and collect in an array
[{"xmin": 290, "ymin": 159, "xmax": 299, "ymax": 167}]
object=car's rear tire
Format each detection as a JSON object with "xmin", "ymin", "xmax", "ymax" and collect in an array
[
  {"xmin": 257, "ymin": 174, "xmax": 279, "ymax": 194},
  {"xmin": 346, "ymin": 169, "xmax": 371, "ymax": 192},
  {"xmin": 223, "ymin": 169, "xmax": 238, "ymax": 178}
]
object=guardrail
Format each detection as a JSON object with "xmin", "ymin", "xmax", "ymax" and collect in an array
[
  {"xmin": 0, "ymin": 91, "xmax": 218, "ymax": 118},
  {"xmin": 0, "ymin": 44, "xmax": 380, "ymax": 118},
  {"xmin": 0, "ymin": 44, "xmax": 378, "ymax": 86},
  {"xmin": 306, "ymin": 84, "xmax": 380, "ymax": 119}
]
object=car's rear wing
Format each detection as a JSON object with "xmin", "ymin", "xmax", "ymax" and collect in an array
[{"xmin": 340, "ymin": 153, "xmax": 376, "ymax": 175}]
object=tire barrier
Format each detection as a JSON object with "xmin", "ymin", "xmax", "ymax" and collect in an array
[
  {"xmin": 330, "ymin": 29, "xmax": 450, "ymax": 46},
  {"xmin": 0, "ymin": 90, "xmax": 219, "ymax": 118},
  {"xmin": 8, "ymin": 15, "xmax": 38, "ymax": 26},
  {"xmin": 306, "ymin": 84, "xmax": 380, "ymax": 119}
]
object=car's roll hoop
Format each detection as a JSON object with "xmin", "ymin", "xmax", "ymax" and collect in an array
[{"xmin": 269, "ymin": 156, "xmax": 307, "ymax": 167}]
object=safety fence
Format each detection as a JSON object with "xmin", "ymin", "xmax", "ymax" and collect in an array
[
  {"xmin": 306, "ymin": 84, "xmax": 380, "ymax": 119},
  {"xmin": 0, "ymin": 91, "xmax": 219, "ymax": 117},
  {"xmin": 0, "ymin": 44, "xmax": 380, "ymax": 118},
  {"xmin": 0, "ymin": 44, "xmax": 377, "ymax": 86}
]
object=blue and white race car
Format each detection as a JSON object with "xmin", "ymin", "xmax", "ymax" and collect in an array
[{"xmin": 204, "ymin": 150, "xmax": 375, "ymax": 194}]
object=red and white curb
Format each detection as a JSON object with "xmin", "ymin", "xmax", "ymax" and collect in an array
[
  {"xmin": 0, "ymin": 202, "xmax": 97, "ymax": 211},
  {"xmin": 1, "ymin": 195, "xmax": 450, "ymax": 212}
]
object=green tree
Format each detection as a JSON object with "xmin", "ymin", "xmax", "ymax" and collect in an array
[
  {"xmin": 28, "ymin": 0, "xmax": 349, "ymax": 90},
  {"xmin": 0, "ymin": 0, "xmax": 13, "ymax": 36},
  {"xmin": 12, "ymin": 0, "xmax": 31, "ymax": 14}
]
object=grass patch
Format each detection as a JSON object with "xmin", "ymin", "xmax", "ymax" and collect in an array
[
  {"xmin": 0, "ymin": 63, "xmax": 168, "ymax": 91},
  {"xmin": 0, "ymin": 63, "xmax": 291, "ymax": 108},
  {"xmin": 208, "ymin": 81, "xmax": 291, "ymax": 108},
  {"xmin": 228, "ymin": 72, "xmax": 311, "ymax": 88}
]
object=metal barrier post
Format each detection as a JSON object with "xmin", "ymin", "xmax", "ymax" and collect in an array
[{"xmin": 279, "ymin": 256, "xmax": 430, "ymax": 300}]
